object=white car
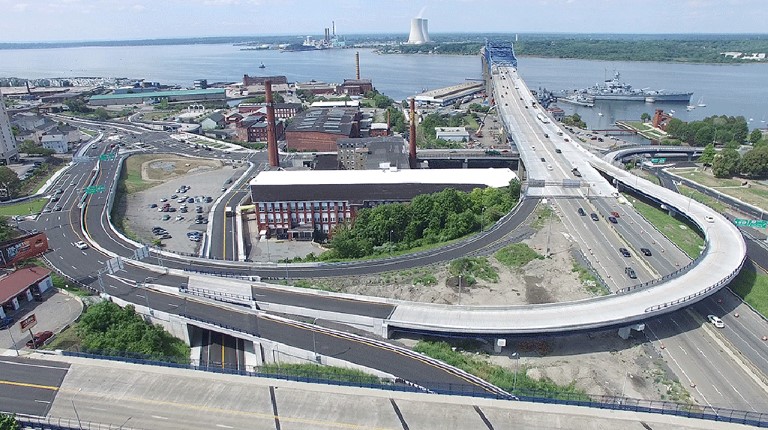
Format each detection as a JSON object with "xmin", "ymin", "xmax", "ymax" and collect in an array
[
  {"xmin": 707, "ymin": 314, "xmax": 724, "ymax": 328},
  {"xmin": 74, "ymin": 241, "xmax": 89, "ymax": 250},
  {"xmin": 705, "ymin": 215, "xmax": 715, "ymax": 223}
]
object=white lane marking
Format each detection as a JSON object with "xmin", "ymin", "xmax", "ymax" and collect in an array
[
  {"xmin": 0, "ymin": 360, "xmax": 68, "ymax": 371},
  {"xmin": 151, "ymin": 415, "xmax": 168, "ymax": 420},
  {"xmin": 34, "ymin": 400, "xmax": 52, "ymax": 404},
  {"xmin": 71, "ymin": 266, "xmax": 77, "ymax": 270},
  {"xmin": 216, "ymin": 425, "xmax": 234, "ymax": 429}
]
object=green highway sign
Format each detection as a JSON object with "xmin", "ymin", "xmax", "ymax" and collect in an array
[
  {"xmin": 733, "ymin": 218, "xmax": 767, "ymax": 228},
  {"xmin": 650, "ymin": 158, "xmax": 667, "ymax": 164},
  {"xmin": 99, "ymin": 153, "xmax": 116, "ymax": 161},
  {"xmin": 84, "ymin": 185, "xmax": 106, "ymax": 194}
]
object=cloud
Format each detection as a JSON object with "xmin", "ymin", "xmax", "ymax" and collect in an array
[{"xmin": 12, "ymin": 2, "xmax": 29, "ymax": 11}]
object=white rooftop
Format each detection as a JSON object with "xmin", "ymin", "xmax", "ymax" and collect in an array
[{"xmin": 250, "ymin": 168, "xmax": 516, "ymax": 188}]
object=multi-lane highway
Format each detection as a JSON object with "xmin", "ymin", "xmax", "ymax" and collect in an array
[{"xmin": 0, "ymin": 356, "xmax": 68, "ymax": 416}]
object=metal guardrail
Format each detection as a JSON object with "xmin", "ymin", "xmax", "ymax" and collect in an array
[
  {"xmin": 644, "ymin": 256, "xmax": 746, "ymax": 313},
  {"xmin": 5, "ymin": 412, "xmax": 143, "ymax": 430},
  {"xmin": 56, "ymin": 350, "xmax": 768, "ymax": 428},
  {"xmin": 184, "ymin": 286, "xmax": 252, "ymax": 304}
]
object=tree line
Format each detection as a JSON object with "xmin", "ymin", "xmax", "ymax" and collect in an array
[
  {"xmin": 665, "ymin": 115, "xmax": 749, "ymax": 147},
  {"xmin": 317, "ymin": 181, "xmax": 521, "ymax": 260},
  {"xmin": 698, "ymin": 131, "xmax": 768, "ymax": 178}
]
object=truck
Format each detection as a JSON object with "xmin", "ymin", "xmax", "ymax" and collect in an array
[
  {"xmin": 225, "ymin": 206, "xmax": 234, "ymax": 217},
  {"xmin": 536, "ymin": 113, "xmax": 550, "ymax": 124}
]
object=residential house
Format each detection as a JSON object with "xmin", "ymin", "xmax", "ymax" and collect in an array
[{"xmin": 200, "ymin": 112, "xmax": 225, "ymax": 130}]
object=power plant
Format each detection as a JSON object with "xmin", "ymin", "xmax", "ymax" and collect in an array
[{"xmin": 407, "ymin": 18, "xmax": 431, "ymax": 44}]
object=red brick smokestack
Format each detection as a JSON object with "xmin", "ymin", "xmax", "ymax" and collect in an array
[
  {"xmin": 408, "ymin": 98, "xmax": 417, "ymax": 168},
  {"xmin": 355, "ymin": 51, "xmax": 360, "ymax": 80},
  {"xmin": 386, "ymin": 109, "xmax": 391, "ymax": 133},
  {"xmin": 265, "ymin": 80, "xmax": 279, "ymax": 168}
]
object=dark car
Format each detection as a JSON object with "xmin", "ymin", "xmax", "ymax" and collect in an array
[
  {"xmin": 555, "ymin": 148, "xmax": 562, "ymax": 153},
  {"xmin": 590, "ymin": 213, "xmax": 599, "ymax": 221},
  {"xmin": 577, "ymin": 208, "xmax": 586, "ymax": 216},
  {"xmin": 640, "ymin": 248, "xmax": 653, "ymax": 256},
  {"xmin": 26, "ymin": 330, "xmax": 53, "ymax": 348},
  {"xmin": 608, "ymin": 216, "xmax": 618, "ymax": 224},
  {"xmin": 624, "ymin": 267, "xmax": 637, "ymax": 279},
  {"xmin": 0, "ymin": 316, "xmax": 14, "ymax": 330},
  {"xmin": 540, "ymin": 157, "xmax": 546, "ymax": 162},
  {"xmin": 619, "ymin": 247, "xmax": 631, "ymax": 257}
]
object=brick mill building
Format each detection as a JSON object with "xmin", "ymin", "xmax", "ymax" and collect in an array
[
  {"xmin": 248, "ymin": 168, "xmax": 516, "ymax": 240},
  {"xmin": 284, "ymin": 107, "xmax": 362, "ymax": 152}
]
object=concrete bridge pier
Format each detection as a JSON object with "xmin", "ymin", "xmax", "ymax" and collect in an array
[{"xmin": 618, "ymin": 323, "xmax": 645, "ymax": 340}]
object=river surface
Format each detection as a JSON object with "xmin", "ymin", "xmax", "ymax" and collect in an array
[{"xmin": 1, "ymin": 44, "xmax": 766, "ymax": 130}]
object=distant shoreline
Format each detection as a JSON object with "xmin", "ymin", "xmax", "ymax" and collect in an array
[{"xmin": 2, "ymin": 34, "xmax": 767, "ymax": 65}]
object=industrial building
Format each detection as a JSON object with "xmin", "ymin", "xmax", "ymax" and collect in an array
[
  {"xmin": 243, "ymin": 75, "xmax": 288, "ymax": 86},
  {"xmin": 0, "ymin": 90, "xmax": 19, "ymax": 164},
  {"xmin": 414, "ymin": 82, "xmax": 484, "ymax": 106},
  {"xmin": 88, "ymin": 88, "xmax": 226, "ymax": 106},
  {"xmin": 248, "ymin": 168, "xmax": 515, "ymax": 240},
  {"xmin": 337, "ymin": 136, "xmax": 407, "ymax": 170},
  {"xmin": 284, "ymin": 107, "xmax": 361, "ymax": 152}
]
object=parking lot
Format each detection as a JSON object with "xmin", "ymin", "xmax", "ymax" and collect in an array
[{"xmin": 121, "ymin": 157, "xmax": 247, "ymax": 255}]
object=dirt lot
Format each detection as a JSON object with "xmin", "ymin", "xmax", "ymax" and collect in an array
[
  {"xmin": 300, "ymin": 210, "xmax": 593, "ymax": 306},
  {"xmin": 115, "ymin": 154, "xmax": 247, "ymax": 254}
]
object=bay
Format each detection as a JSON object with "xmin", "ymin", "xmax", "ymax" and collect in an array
[{"xmin": 1, "ymin": 44, "xmax": 765, "ymax": 130}]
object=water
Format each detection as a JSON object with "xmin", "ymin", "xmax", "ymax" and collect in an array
[{"xmin": 1, "ymin": 44, "xmax": 766, "ymax": 129}]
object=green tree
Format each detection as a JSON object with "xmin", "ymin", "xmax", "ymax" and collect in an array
[
  {"xmin": 76, "ymin": 301, "xmax": 190, "ymax": 361},
  {"xmin": 0, "ymin": 413, "xmax": 19, "ymax": 430},
  {"xmin": 640, "ymin": 112, "xmax": 651, "ymax": 122},
  {"xmin": 712, "ymin": 148, "xmax": 741, "ymax": 178},
  {"xmin": 739, "ymin": 146, "xmax": 768, "ymax": 178},
  {"xmin": 508, "ymin": 178, "xmax": 522, "ymax": 202},
  {"xmin": 693, "ymin": 125, "xmax": 714, "ymax": 146},
  {"xmin": 372, "ymin": 94, "xmax": 393, "ymax": 109},
  {"xmin": 385, "ymin": 107, "xmax": 406, "ymax": 133},
  {"xmin": 698, "ymin": 143, "xmax": 716, "ymax": 165},
  {"xmin": 0, "ymin": 166, "xmax": 21, "ymax": 199},
  {"xmin": 19, "ymin": 140, "xmax": 55, "ymax": 156},
  {"xmin": 94, "ymin": 108, "xmax": 110, "ymax": 121},
  {"xmin": 749, "ymin": 129, "xmax": 763, "ymax": 144},
  {"xmin": 64, "ymin": 98, "xmax": 92, "ymax": 113}
]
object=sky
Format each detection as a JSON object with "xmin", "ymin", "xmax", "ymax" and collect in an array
[{"xmin": 0, "ymin": 0, "xmax": 765, "ymax": 42}]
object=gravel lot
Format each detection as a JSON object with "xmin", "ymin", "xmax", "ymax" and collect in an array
[{"xmin": 119, "ymin": 155, "xmax": 247, "ymax": 254}]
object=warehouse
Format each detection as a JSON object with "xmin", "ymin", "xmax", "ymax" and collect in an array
[{"xmin": 88, "ymin": 88, "xmax": 226, "ymax": 106}]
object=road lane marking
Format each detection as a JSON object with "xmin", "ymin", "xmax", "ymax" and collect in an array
[
  {"xmin": 151, "ymin": 415, "xmax": 168, "ymax": 420},
  {"xmin": 34, "ymin": 399, "xmax": 52, "ymax": 404},
  {"xmin": 0, "ymin": 380, "xmax": 59, "ymax": 391}
]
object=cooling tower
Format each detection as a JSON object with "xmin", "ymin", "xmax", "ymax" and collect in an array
[
  {"xmin": 421, "ymin": 19, "xmax": 430, "ymax": 42},
  {"xmin": 408, "ymin": 18, "xmax": 427, "ymax": 44}
]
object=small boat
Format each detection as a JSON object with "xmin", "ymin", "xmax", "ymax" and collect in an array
[
  {"xmin": 597, "ymin": 112, "xmax": 603, "ymax": 116},
  {"xmin": 686, "ymin": 105, "xmax": 695, "ymax": 111},
  {"xmin": 259, "ymin": 62, "xmax": 266, "ymax": 69},
  {"xmin": 670, "ymin": 109, "xmax": 676, "ymax": 114},
  {"xmin": 697, "ymin": 97, "xmax": 706, "ymax": 107}
]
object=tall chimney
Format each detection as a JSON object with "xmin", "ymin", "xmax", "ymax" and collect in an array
[
  {"xmin": 355, "ymin": 52, "xmax": 360, "ymax": 80},
  {"xmin": 408, "ymin": 98, "xmax": 417, "ymax": 168},
  {"xmin": 332, "ymin": 21, "xmax": 336, "ymax": 36},
  {"xmin": 265, "ymin": 80, "xmax": 279, "ymax": 168},
  {"xmin": 386, "ymin": 109, "xmax": 391, "ymax": 133}
]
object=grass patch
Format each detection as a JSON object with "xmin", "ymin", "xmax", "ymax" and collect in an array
[
  {"xmin": 0, "ymin": 198, "xmax": 48, "ymax": 216},
  {"xmin": 291, "ymin": 279, "xmax": 333, "ymax": 291},
  {"xmin": 729, "ymin": 262, "xmax": 768, "ymax": 317},
  {"xmin": 495, "ymin": 243, "xmax": 543, "ymax": 269},
  {"xmin": 449, "ymin": 257, "xmax": 499, "ymax": 283},
  {"xmin": 670, "ymin": 168, "xmax": 768, "ymax": 212},
  {"xmin": 530, "ymin": 204, "xmax": 555, "ymax": 230},
  {"xmin": 414, "ymin": 341, "xmax": 588, "ymax": 398},
  {"xmin": 572, "ymin": 263, "xmax": 608, "ymax": 296},
  {"xmin": 678, "ymin": 184, "xmax": 728, "ymax": 213},
  {"xmin": 260, "ymin": 363, "xmax": 384, "ymax": 384},
  {"xmin": 120, "ymin": 155, "xmax": 155, "ymax": 194},
  {"xmin": 624, "ymin": 194, "xmax": 704, "ymax": 259},
  {"xmin": 413, "ymin": 273, "xmax": 438, "ymax": 286},
  {"xmin": 45, "ymin": 323, "xmax": 83, "ymax": 351}
]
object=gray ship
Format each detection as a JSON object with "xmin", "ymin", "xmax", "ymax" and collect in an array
[{"xmin": 578, "ymin": 71, "xmax": 692, "ymax": 103}]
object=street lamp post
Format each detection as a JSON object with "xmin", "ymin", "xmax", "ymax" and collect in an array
[
  {"xmin": 458, "ymin": 274, "xmax": 463, "ymax": 305},
  {"xmin": 311, "ymin": 318, "xmax": 319, "ymax": 362},
  {"xmin": 512, "ymin": 352, "xmax": 520, "ymax": 393}
]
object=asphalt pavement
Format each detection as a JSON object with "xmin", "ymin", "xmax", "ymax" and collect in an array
[{"xmin": 0, "ymin": 356, "xmax": 69, "ymax": 416}]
